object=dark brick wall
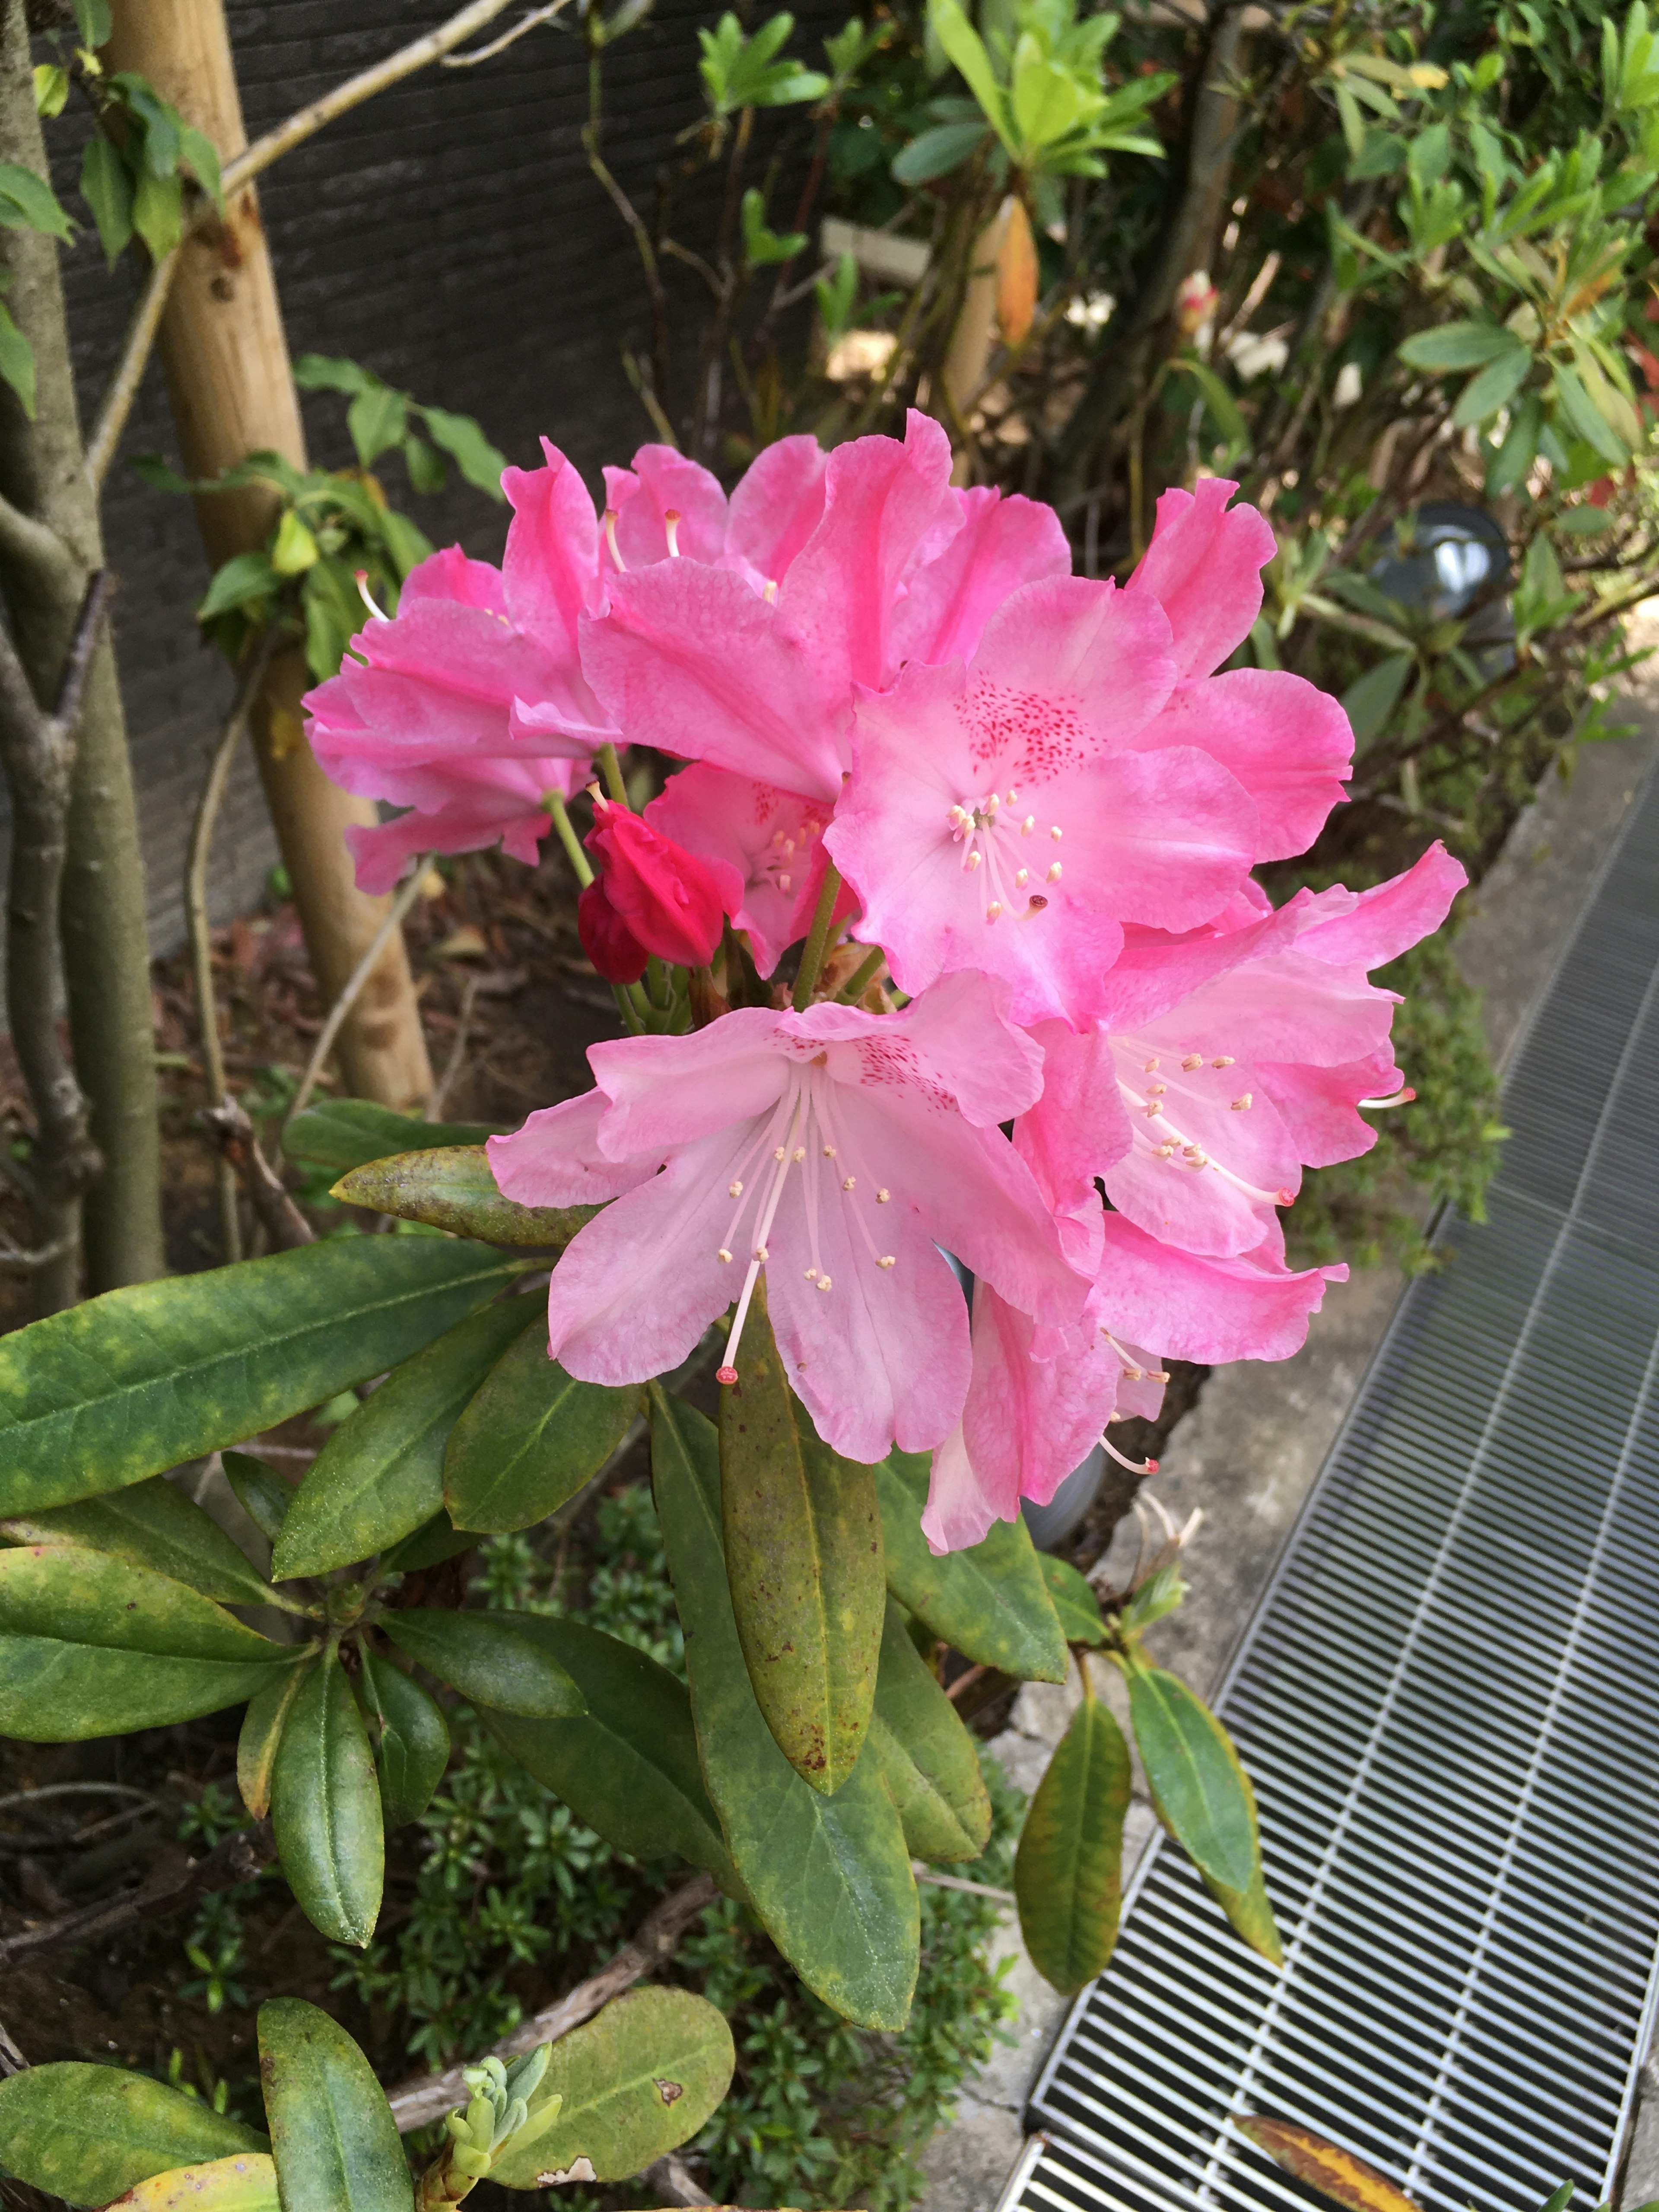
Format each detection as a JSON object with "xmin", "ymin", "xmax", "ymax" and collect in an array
[{"xmin": 38, "ymin": 0, "xmax": 825, "ymax": 954}]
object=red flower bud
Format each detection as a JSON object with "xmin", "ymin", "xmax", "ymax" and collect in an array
[
  {"xmin": 585, "ymin": 801, "xmax": 738, "ymax": 969},
  {"xmin": 577, "ymin": 875, "xmax": 649, "ymax": 984}
]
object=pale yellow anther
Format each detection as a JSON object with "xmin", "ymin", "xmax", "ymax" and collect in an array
[
  {"xmin": 1046, "ymin": 861, "xmax": 1062, "ymax": 884},
  {"xmin": 1145, "ymin": 1101, "xmax": 1164, "ymax": 1116},
  {"xmin": 877, "ymin": 1255, "xmax": 896, "ymax": 1268},
  {"xmin": 779, "ymin": 874, "xmax": 792, "ymax": 893},
  {"xmin": 966, "ymin": 851, "xmax": 982, "ymax": 872},
  {"xmin": 1050, "ymin": 825, "xmax": 1063, "ymax": 841},
  {"xmin": 817, "ymin": 1274, "xmax": 833, "ymax": 1292},
  {"xmin": 1182, "ymin": 1054, "xmax": 1204, "ymax": 1071},
  {"xmin": 773, "ymin": 1147, "xmax": 787, "ymax": 1162},
  {"xmin": 986, "ymin": 901, "xmax": 1003, "ymax": 921},
  {"xmin": 1015, "ymin": 868, "xmax": 1029, "ymax": 887},
  {"xmin": 792, "ymin": 1146, "xmax": 807, "ymax": 1161},
  {"xmin": 755, "ymin": 1243, "xmax": 769, "ymax": 1259},
  {"xmin": 877, "ymin": 1188, "xmax": 890, "ymax": 1203},
  {"xmin": 1144, "ymin": 1057, "xmax": 1160, "ymax": 1072},
  {"xmin": 718, "ymin": 1247, "xmax": 733, "ymax": 1263},
  {"xmin": 1022, "ymin": 815, "xmax": 1036, "ymax": 834},
  {"xmin": 805, "ymin": 1267, "xmax": 819, "ymax": 1280},
  {"xmin": 842, "ymin": 1176, "xmax": 856, "ymax": 1191},
  {"xmin": 1147, "ymin": 1083, "xmax": 1166, "ymax": 1095},
  {"xmin": 1213, "ymin": 1055, "xmax": 1235, "ymax": 1068},
  {"xmin": 728, "ymin": 1179, "xmax": 744, "ymax": 1197},
  {"xmin": 1231, "ymin": 1093, "xmax": 1252, "ymax": 1112},
  {"xmin": 822, "ymin": 1144, "xmax": 837, "ymax": 1158}
]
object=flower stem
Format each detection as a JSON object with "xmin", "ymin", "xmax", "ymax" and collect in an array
[
  {"xmin": 836, "ymin": 943, "xmax": 886, "ymax": 1003},
  {"xmin": 597, "ymin": 742, "xmax": 629, "ymax": 805},
  {"xmin": 545, "ymin": 792, "xmax": 594, "ymax": 887},
  {"xmin": 791, "ymin": 864, "xmax": 843, "ymax": 1011}
]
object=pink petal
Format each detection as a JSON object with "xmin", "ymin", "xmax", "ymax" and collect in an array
[
  {"xmin": 585, "ymin": 1006, "xmax": 791, "ymax": 1156},
  {"xmin": 1138, "ymin": 946, "xmax": 1398, "ymax": 1068},
  {"xmin": 488, "ymin": 1089, "xmax": 661, "ymax": 1208},
  {"xmin": 1128, "ymin": 478, "xmax": 1278, "ymax": 679},
  {"xmin": 1293, "ymin": 842, "xmax": 1466, "ymax": 968},
  {"xmin": 960, "ymin": 1289, "xmax": 1119, "ymax": 1516},
  {"xmin": 922, "ymin": 1425, "xmax": 1004, "ymax": 1554},
  {"xmin": 889, "ymin": 486, "xmax": 1070, "ymax": 669},
  {"xmin": 779, "ymin": 409, "xmax": 958, "ymax": 694},
  {"xmin": 1014, "ymin": 1022, "xmax": 1133, "ymax": 1215},
  {"xmin": 727, "ymin": 435, "xmax": 829, "ymax": 585},
  {"xmin": 581, "ymin": 563, "xmax": 845, "ymax": 801},
  {"xmin": 607, "ymin": 445, "xmax": 731, "ymax": 569},
  {"xmin": 502, "ymin": 439, "xmax": 605, "ymax": 642},
  {"xmin": 401, "ymin": 545, "xmax": 506, "ymax": 613},
  {"xmin": 1130, "ymin": 668, "xmax": 1352, "ymax": 861},
  {"xmin": 1255, "ymin": 1049, "xmax": 1399, "ymax": 1166},
  {"xmin": 1102, "ymin": 1050, "xmax": 1299, "ymax": 1257},
  {"xmin": 646, "ymin": 765, "xmax": 838, "ymax": 976},
  {"xmin": 1093, "ymin": 900, "xmax": 1310, "ymax": 1033},
  {"xmin": 1091, "ymin": 1214, "xmax": 1345, "ymax": 1363},
  {"xmin": 967, "ymin": 573, "xmax": 1177, "ymax": 748},
  {"xmin": 830, "ymin": 968, "xmax": 1048, "ymax": 1127}
]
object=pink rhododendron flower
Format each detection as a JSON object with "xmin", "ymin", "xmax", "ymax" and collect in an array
[
  {"xmin": 577, "ymin": 872, "xmax": 650, "ymax": 985},
  {"xmin": 826, "ymin": 577, "xmax": 1259, "ymax": 1027},
  {"xmin": 580, "ymin": 413, "xmax": 1068, "ymax": 803},
  {"xmin": 486, "ymin": 973, "xmax": 1088, "ymax": 1463},
  {"xmin": 1125, "ymin": 479, "xmax": 1353, "ymax": 861},
  {"xmin": 584, "ymin": 798, "xmax": 741, "ymax": 970},
  {"xmin": 1014, "ymin": 843, "xmax": 1466, "ymax": 1255},
  {"xmin": 645, "ymin": 766, "xmax": 855, "ymax": 976},
  {"xmin": 305, "ymin": 445, "xmax": 617, "ymax": 888}
]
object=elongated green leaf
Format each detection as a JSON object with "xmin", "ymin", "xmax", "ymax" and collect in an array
[
  {"xmin": 283, "ymin": 1100, "xmax": 501, "ymax": 1173},
  {"xmin": 378, "ymin": 1512, "xmax": 481, "ymax": 1572},
  {"xmin": 1341, "ymin": 651, "xmax": 1414, "ymax": 750},
  {"xmin": 80, "ymin": 134, "xmax": 133, "ymax": 265},
  {"xmin": 333, "ymin": 1145, "xmax": 596, "ymax": 1247},
  {"xmin": 419, "ymin": 405, "xmax": 509, "ymax": 498},
  {"xmin": 257, "ymin": 1999, "xmax": 413, "ymax": 2212},
  {"xmin": 346, "ymin": 383, "xmax": 408, "ymax": 469},
  {"xmin": 1553, "ymin": 362, "xmax": 1628, "ymax": 462},
  {"xmin": 930, "ymin": 0, "xmax": 1013, "ymax": 154},
  {"xmin": 357, "ymin": 1647, "xmax": 450, "ymax": 1827},
  {"xmin": 0, "ymin": 1237, "xmax": 523, "ymax": 1514},
  {"xmin": 877, "ymin": 1449, "xmax": 1067, "ymax": 1683},
  {"xmin": 381, "ymin": 1607, "xmax": 586, "ymax": 1718},
  {"xmin": 273, "ymin": 1297, "xmax": 538, "ymax": 1578},
  {"xmin": 487, "ymin": 1989, "xmax": 734, "ymax": 2188},
  {"xmin": 444, "ymin": 1332, "xmax": 638, "ymax": 1533},
  {"xmin": 1451, "ymin": 344, "xmax": 1531, "ymax": 429},
  {"xmin": 475, "ymin": 1616, "xmax": 738, "ymax": 1887},
  {"xmin": 1396, "ymin": 320, "xmax": 1519, "ymax": 372},
  {"xmin": 1126, "ymin": 1659, "xmax": 1255, "ymax": 1891},
  {"xmin": 238, "ymin": 1659, "xmax": 314, "ymax": 1818},
  {"xmin": 105, "ymin": 2153, "xmax": 278, "ymax": 2212},
  {"xmin": 719, "ymin": 1288, "xmax": 883, "ymax": 1792},
  {"xmin": 1014, "ymin": 1690, "xmax": 1131, "ymax": 1993},
  {"xmin": 1039, "ymin": 1552, "xmax": 1107, "ymax": 1647},
  {"xmin": 650, "ymin": 1387, "xmax": 918, "ymax": 2029},
  {"xmin": 0, "ymin": 1547, "xmax": 300, "ymax": 1739},
  {"xmin": 1170, "ymin": 1728, "xmax": 1281, "ymax": 1965},
  {"xmin": 0, "ymin": 159, "xmax": 74, "ymax": 241},
  {"xmin": 222, "ymin": 1451, "xmax": 294, "ymax": 1544},
  {"xmin": 270, "ymin": 1649, "xmax": 384, "ymax": 1946},
  {"xmin": 0, "ymin": 2065, "xmax": 264, "ymax": 2209},
  {"xmin": 0, "ymin": 1476, "xmax": 276, "ymax": 1609},
  {"xmin": 867, "ymin": 1598, "xmax": 990, "ymax": 1862}
]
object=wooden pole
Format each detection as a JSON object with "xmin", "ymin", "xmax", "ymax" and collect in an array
[{"xmin": 104, "ymin": 0, "xmax": 433, "ymax": 1109}]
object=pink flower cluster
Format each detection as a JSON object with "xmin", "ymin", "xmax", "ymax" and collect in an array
[{"xmin": 305, "ymin": 415, "xmax": 1464, "ymax": 1554}]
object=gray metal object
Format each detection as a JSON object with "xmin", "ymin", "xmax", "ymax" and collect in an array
[{"xmin": 1006, "ymin": 759, "xmax": 1659, "ymax": 2212}]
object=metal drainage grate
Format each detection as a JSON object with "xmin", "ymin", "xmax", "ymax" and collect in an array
[{"xmin": 1007, "ymin": 760, "xmax": 1659, "ymax": 2212}]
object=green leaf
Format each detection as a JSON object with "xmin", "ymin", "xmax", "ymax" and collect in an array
[
  {"xmin": 34, "ymin": 65, "xmax": 70, "ymax": 118},
  {"xmin": 0, "ymin": 1475, "xmax": 276, "ymax": 1609},
  {"xmin": 1014, "ymin": 1688, "xmax": 1131, "ymax": 1993},
  {"xmin": 131, "ymin": 168, "xmax": 184, "ymax": 261},
  {"xmin": 1341, "ymin": 651, "xmax": 1415, "ymax": 749},
  {"xmin": 1452, "ymin": 345, "xmax": 1531, "ymax": 429},
  {"xmin": 332, "ymin": 1145, "xmax": 593, "ymax": 1247},
  {"xmin": 650, "ymin": 1388, "xmax": 918, "ymax": 2029},
  {"xmin": 1178, "ymin": 358, "xmax": 1249, "ymax": 457},
  {"xmin": 876, "ymin": 1449, "xmax": 1066, "ymax": 1682},
  {"xmin": 0, "ymin": 2065, "xmax": 264, "ymax": 2209},
  {"xmin": 892, "ymin": 120, "xmax": 985, "ymax": 183},
  {"xmin": 105, "ymin": 2152, "xmax": 279, "ymax": 2212},
  {"xmin": 420, "ymin": 405, "xmax": 508, "ymax": 498},
  {"xmin": 381, "ymin": 1607, "xmax": 587, "ymax": 1718},
  {"xmin": 719, "ymin": 1286, "xmax": 884, "ymax": 1792},
  {"xmin": 444, "ymin": 1331, "xmax": 638, "ymax": 1533},
  {"xmin": 356, "ymin": 1647, "xmax": 449, "ymax": 1828},
  {"xmin": 378, "ymin": 1512, "xmax": 481, "ymax": 1573},
  {"xmin": 1039, "ymin": 1552, "xmax": 1107, "ymax": 1646},
  {"xmin": 270, "ymin": 1647, "xmax": 384, "ymax": 1946},
  {"xmin": 474, "ymin": 1617, "xmax": 739, "ymax": 1886},
  {"xmin": 866, "ymin": 1598, "xmax": 990, "ymax": 1862},
  {"xmin": 270, "ymin": 508, "xmax": 320, "ymax": 576},
  {"xmin": 257, "ymin": 1999, "xmax": 413, "ymax": 2212},
  {"xmin": 272, "ymin": 1297, "xmax": 538, "ymax": 1578},
  {"xmin": 0, "ymin": 1236, "xmax": 525, "ymax": 1516},
  {"xmin": 283, "ymin": 1100, "xmax": 502, "ymax": 1174},
  {"xmin": 402, "ymin": 434, "xmax": 446, "ymax": 495},
  {"xmin": 73, "ymin": 0, "xmax": 113, "ymax": 42},
  {"xmin": 1397, "ymin": 320, "xmax": 1522, "ymax": 373},
  {"xmin": 0, "ymin": 1547, "xmax": 299, "ymax": 1739},
  {"xmin": 198, "ymin": 551, "xmax": 281, "ymax": 621},
  {"xmin": 0, "ymin": 160, "xmax": 75, "ymax": 242},
  {"xmin": 177, "ymin": 125, "xmax": 224, "ymax": 211},
  {"xmin": 222, "ymin": 1451, "xmax": 294, "ymax": 1544},
  {"xmin": 1125, "ymin": 1658, "xmax": 1256, "ymax": 1891},
  {"xmin": 1194, "ymin": 1772, "xmax": 1283, "ymax": 1964},
  {"xmin": 292, "ymin": 353, "xmax": 376, "ymax": 397},
  {"xmin": 0, "ymin": 300, "xmax": 35, "ymax": 419},
  {"xmin": 238, "ymin": 1660, "xmax": 313, "ymax": 1819},
  {"xmin": 346, "ymin": 382, "xmax": 408, "ymax": 469},
  {"xmin": 487, "ymin": 1989, "xmax": 735, "ymax": 2188},
  {"xmin": 1487, "ymin": 390, "xmax": 1542, "ymax": 495},
  {"xmin": 929, "ymin": 0, "xmax": 1013, "ymax": 156},
  {"xmin": 1553, "ymin": 362, "xmax": 1628, "ymax": 462}
]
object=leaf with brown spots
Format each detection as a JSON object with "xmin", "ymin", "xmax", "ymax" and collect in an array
[{"xmin": 1236, "ymin": 2117, "xmax": 1423, "ymax": 2212}]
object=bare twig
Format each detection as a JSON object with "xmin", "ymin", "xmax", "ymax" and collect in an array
[
  {"xmin": 185, "ymin": 626, "xmax": 284, "ymax": 1263},
  {"xmin": 83, "ymin": 248, "xmax": 179, "ymax": 493},
  {"xmin": 442, "ymin": 0, "xmax": 570, "ymax": 66},
  {"xmin": 944, "ymin": 1661, "xmax": 988, "ymax": 1703},
  {"xmin": 428, "ymin": 973, "xmax": 480, "ymax": 1120},
  {"xmin": 285, "ymin": 858, "xmax": 433, "ymax": 1126},
  {"xmin": 0, "ymin": 1783, "xmax": 154, "ymax": 1816},
  {"xmin": 912, "ymin": 1867, "xmax": 1016, "ymax": 1904},
  {"xmin": 0, "ymin": 570, "xmax": 116, "ymax": 1312},
  {"xmin": 198, "ymin": 1099, "xmax": 316, "ymax": 1252},
  {"xmin": 0, "ymin": 1820, "xmax": 276, "ymax": 1969},
  {"xmin": 0, "ymin": 2017, "xmax": 25, "ymax": 2076},
  {"xmin": 387, "ymin": 1872, "xmax": 720, "ymax": 2131}
]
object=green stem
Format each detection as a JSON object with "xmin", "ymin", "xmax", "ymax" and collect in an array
[
  {"xmin": 546, "ymin": 791, "xmax": 594, "ymax": 887},
  {"xmin": 597, "ymin": 742, "xmax": 629, "ymax": 805},
  {"xmin": 791, "ymin": 864, "xmax": 842, "ymax": 1011},
  {"xmin": 613, "ymin": 983, "xmax": 645, "ymax": 1035},
  {"xmin": 836, "ymin": 943, "xmax": 886, "ymax": 1003},
  {"xmin": 646, "ymin": 953, "xmax": 671, "ymax": 1009}
]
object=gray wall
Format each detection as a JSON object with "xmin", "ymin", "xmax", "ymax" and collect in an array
[{"xmin": 47, "ymin": 0, "xmax": 817, "ymax": 953}]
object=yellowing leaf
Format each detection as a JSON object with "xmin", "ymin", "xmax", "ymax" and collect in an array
[
  {"xmin": 997, "ymin": 197, "xmax": 1038, "ymax": 346},
  {"xmin": 103, "ymin": 2152, "xmax": 280, "ymax": 2212},
  {"xmin": 1236, "ymin": 2117, "xmax": 1423, "ymax": 2212}
]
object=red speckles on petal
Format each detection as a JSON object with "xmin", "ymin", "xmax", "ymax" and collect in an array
[
  {"xmin": 960, "ymin": 677, "xmax": 1090, "ymax": 779},
  {"xmin": 855, "ymin": 1036, "xmax": 954, "ymax": 1112}
]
